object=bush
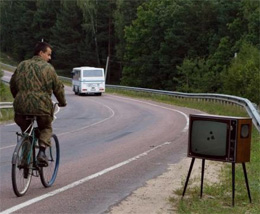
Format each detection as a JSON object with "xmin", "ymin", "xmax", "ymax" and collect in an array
[{"xmin": 222, "ymin": 42, "xmax": 260, "ymax": 105}]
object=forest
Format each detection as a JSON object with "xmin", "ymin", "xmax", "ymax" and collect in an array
[{"xmin": 0, "ymin": 0, "xmax": 259, "ymax": 104}]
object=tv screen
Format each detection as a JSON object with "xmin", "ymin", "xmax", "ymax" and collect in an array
[{"xmin": 191, "ymin": 120, "xmax": 228, "ymax": 156}]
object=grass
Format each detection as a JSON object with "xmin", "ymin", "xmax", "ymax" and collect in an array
[
  {"xmin": 0, "ymin": 82, "xmax": 14, "ymax": 122},
  {"xmin": 106, "ymin": 88, "xmax": 248, "ymax": 117},
  {"xmin": 106, "ymin": 88, "xmax": 260, "ymax": 214},
  {"xmin": 0, "ymin": 52, "xmax": 15, "ymax": 122},
  {"xmin": 172, "ymin": 128, "xmax": 260, "ymax": 214},
  {"xmin": 56, "ymin": 69, "xmax": 72, "ymax": 78},
  {"xmin": 0, "ymin": 52, "xmax": 18, "ymax": 67},
  {"xmin": 0, "ymin": 52, "xmax": 17, "ymax": 72}
]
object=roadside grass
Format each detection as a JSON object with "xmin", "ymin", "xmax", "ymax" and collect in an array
[
  {"xmin": 106, "ymin": 88, "xmax": 248, "ymax": 117},
  {"xmin": 0, "ymin": 53, "xmax": 18, "ymax": 67},
  {"xmin": 0, "ymin": 108, "xmax": 14, "ymax": 122},
  {"xmin": 0, "ymin": 53, "xmax": 15, "ymax": 122},
  {"xmin": 107, "ymin": 88, "xmax": 260, "ymax": 214},
  {"xmin": 0, "ymin": 83, "xmax": 14, "ymax": 122},
  {"xmin": 172, "ymin": 128, "xmax": 259, "ymax": 214},
  {"xmin": 56, "ymin": 69, "xmax": 72, "ymax": 78}
]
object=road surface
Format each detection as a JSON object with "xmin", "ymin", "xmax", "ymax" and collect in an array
[{"xmin": 0, "ymin": 71, "xmax": 202, "ymax": 213}]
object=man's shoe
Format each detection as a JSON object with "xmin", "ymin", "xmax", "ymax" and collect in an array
[
  {"xmin": 19, "ymin": 160, "xmax": 28, "ymax": 169},
  {"xmin": 37, "ymin": 151, "xmax": 48, "ymax": 167},
  {"xmin": 23, "ymin": 168, "xmax": 29, "ymax": 179}
]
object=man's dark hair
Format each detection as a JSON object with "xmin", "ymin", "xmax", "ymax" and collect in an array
[{"xmin": 34, "ymin": 42, "xmax": 52, "ymax": 55}]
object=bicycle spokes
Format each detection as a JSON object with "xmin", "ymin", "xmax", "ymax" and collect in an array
[{"xmin": 12, "ymin": 138, "xmax": 33, "ymax": 197}]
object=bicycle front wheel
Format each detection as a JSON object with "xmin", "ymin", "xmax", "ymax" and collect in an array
[
  {"xmin": 40, "ymin": 134, "xmax": 60, "ymax": 187},
  {"xmin": 12, "ymin": 137, "xmax": 33, "ymax": 197}
]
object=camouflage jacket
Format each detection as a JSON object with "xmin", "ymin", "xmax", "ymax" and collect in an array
[{"xmin": 10, "ymin": 56, "xmax": 66, "ymax": 116}]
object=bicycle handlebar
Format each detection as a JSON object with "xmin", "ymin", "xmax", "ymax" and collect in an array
[{"xmin": 52, "ymin": 102, "xmax": 60, "ymax": 118}]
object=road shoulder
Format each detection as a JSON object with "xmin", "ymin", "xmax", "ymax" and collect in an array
[{"xmin": 109, "ymin": 157, "xmax": 223, "ymax": 214}]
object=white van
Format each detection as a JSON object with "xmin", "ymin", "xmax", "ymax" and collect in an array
[{"xmin": 72, "ymin": 66, "xmax": 105, "ymax": 96}]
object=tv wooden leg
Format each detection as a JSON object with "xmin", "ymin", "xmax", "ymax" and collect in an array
[
  {"xmin": 182, "ymin": 158, "xmax": 195, "ymax": 197},
  {"xmin": 232, "ymin": 163, "xmax": 235, "ymax": 207},
  {"xmin": 200, "ymin": 159, "xmax": 205, "ymax": 198},
  {"xmin": 242, "ymin": 163, "xmax": 252, "ymax": 203}
]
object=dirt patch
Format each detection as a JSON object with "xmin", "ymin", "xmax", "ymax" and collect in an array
[{"xmin": 109, "ymin": 157, "xmax": 223, "ymax": 214}]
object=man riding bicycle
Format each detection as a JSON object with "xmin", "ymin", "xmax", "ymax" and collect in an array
[{"xmin": 10, "ymin": 41, "xmax": 67, "ymax": 166}]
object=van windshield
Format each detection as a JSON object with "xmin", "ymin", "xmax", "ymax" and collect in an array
[{"xmin": 83, "ymin": 70, "xmax": 103, "ymax": 77}]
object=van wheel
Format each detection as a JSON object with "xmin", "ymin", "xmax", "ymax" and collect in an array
[
  {"xmin": 77, "ymin": 88, "xmax": 81, "ymax": 95},
  {"xmin": 73, "ymin": 86, "xmax": 77, "ymax": 95}
]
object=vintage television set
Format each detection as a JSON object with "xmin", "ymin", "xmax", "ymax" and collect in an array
[{"xmin": 188, "ymin": 114, "xmax": 252, "ymax": 163}]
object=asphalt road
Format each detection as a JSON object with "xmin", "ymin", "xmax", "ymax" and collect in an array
[{"xmin": 0, "ymin": 72, "xmax": 202, "ymax": 213}]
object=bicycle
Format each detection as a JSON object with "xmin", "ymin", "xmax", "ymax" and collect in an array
[{"xmin": 11, "ymin": 103, "xmax": 60, "ymax": 197}]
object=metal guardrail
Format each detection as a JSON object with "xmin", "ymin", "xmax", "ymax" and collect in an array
[
  {"xmin": 59, "ymin": 76, "xmax": 71, "ymax": 82},
  {"xmin": 1, "ymin": 68, "xmax": 260, "ymax": 133},
  {"xmin": 106, "ymin": 85, "xmax": 260, "ymax": 133},
  {"xmin": 1, "ymin": 79, "xmax": 9, "ymax": 85},
  {"xmin": 0, "ymin": 102, "xmax": 13, "ymax": 118},
  {"xmin": 0, "ymin": 62, "xmax": 16, "ymax": 71},
  {"xmin": 0, "ymin": 102, "xmax": 13, "ymax": 109}
]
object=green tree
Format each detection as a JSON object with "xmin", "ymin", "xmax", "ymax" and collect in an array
[
  {"xmin": 208, "ymin": 37, "xmax": 233, "ymax": 71},
  {"xmin": 114, "ymin": 0, "xmax": 147, "ymax": 68},
  {"xmin": 13, "ymin": 1, "xmax": 37, "ymax": 60},
  {"xmin": 1, "ymin": 0, "xmax": 258, "ymax": 87},
  {"xmin": 121, "ymin": 0, "xmax": 163, "ymax": 88},
  {"xmin": 222, "ymin": 42, "xmax": 260, "ymax": 104},
  {"xmin": 0, "ymin": 0, "xmax": 14, "ymax": 53},
  {"xmin": 0, "ymin": 0, "xmax": 37, "ymax": 60},
  {"xmin": 77, "ymin": 0, "xmax": 114, "ymax": 67},
  {"xmin": 51, "ymin": 0, "xmax": 85, "ymax": 69},
  {"xmin": 32, "ymin": 0, "xmax": 60, "ymax": 43},
  {"xmin": 176, "ymin": 58, "xmax": 220, "ymax": 93},
  {"xmin": 121, "ymin": 0, "xmax": 219, "ymax": 89},
  {"xmin": 241, "ymin": 0, "xmax": 260, "ymax": 48}
]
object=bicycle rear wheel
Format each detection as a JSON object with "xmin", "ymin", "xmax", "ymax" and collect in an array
[
  {"xmin": 40, "ymin": 134, "xmax": 60, "ymax": 187},
  {"xmin": 12, "ymin": 137, "xmax": 33, "ymax": 197}
]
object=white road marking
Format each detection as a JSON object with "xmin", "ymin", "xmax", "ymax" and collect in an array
[
  {"xmin": 108, "ymin": 94, "xmax": 189, "ymax": 132},
  {"xmin": 0, "ymin": 92, "xmax": 189, "ymax": 213},
  {"xmin": 0, "ymin": 102, "xmax": 115, "ymax": 150},
  {"xmin": 58, "ymin": 102, "xmax": 115, "ymax": 137},
  {"xmin": 0, "ymin": 145, "xmax": 15, "ymax": 150},
  {"xmin": 0, "ymin": 141, "xmax": 172, "ymax": 214},
  {"xmin": 4, "ymin": 123, "xmax": 16, "ymax": 126},
  {"xmin": 1, "ymin": 93, "xmax": 189, "ymax": 150}
]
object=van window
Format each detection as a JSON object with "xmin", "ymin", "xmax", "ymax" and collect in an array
[
  {"xmin": 83, "ymin": 70, "xmax": 103, "ymax": 77},
  {"xmin": 73, "ymin": 69, "xmax": 80, "ymax": 80}
]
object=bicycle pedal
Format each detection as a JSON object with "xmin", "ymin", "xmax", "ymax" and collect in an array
[
  {"xmin": 35, "ymin": 140, "xmax": 40, "ymax": 148},
  {"xmin": 32, "ymin": 170, "xmax": 39, "ymax": 177},
  {"xmin": 23, "ymin": 168, "xmax": 29, "ymax": 179},
  {"xmin": 37, "ymin": 162, "xmax": 48, "ymax": 167}
]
